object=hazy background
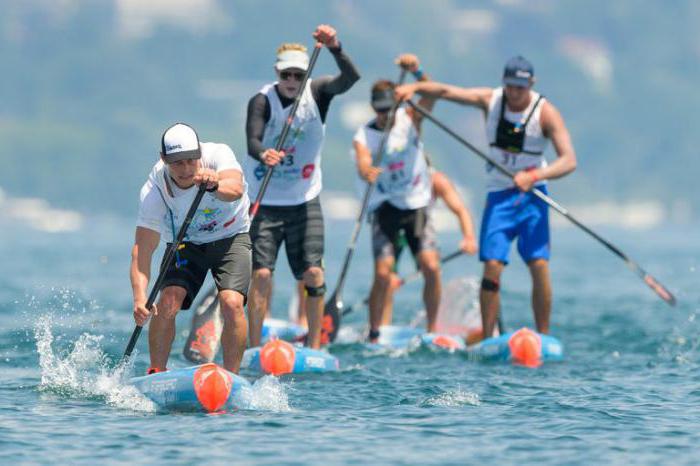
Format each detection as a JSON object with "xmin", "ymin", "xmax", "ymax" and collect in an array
[{"xmin": 0, "ymin": 0, "xmax": 698, "ymax": 230}]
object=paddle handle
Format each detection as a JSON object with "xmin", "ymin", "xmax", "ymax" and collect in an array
[
  {"xmin": 122, "ymin": 184, "xmax": 207, "ymax": 361},
  {"xmin": 249, "ymin": 43, "xmax": 323, "ymax": 219},
  {"xmin": 408, "ymin": 100, "xmax": 676, "ymax": 306}
]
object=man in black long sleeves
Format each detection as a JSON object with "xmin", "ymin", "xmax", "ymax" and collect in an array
[{"xmin": 244, "ymin": 24, "xmax": 360, "ymax": 348}]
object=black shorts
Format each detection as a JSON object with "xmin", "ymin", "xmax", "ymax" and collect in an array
[
  {"xmin": 371, "ymin": 202, "xmax": 437, "ymax": 260},
  {"xmin": 250, "ymin": 196, "xmax": 324, "ymax": 280},
  {"xmin": 159, "ymin": 232, "xmax": 252, "ymax": 309}
]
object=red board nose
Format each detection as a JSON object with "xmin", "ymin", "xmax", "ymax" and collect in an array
[
  {"xmin": 508, "ymin": 328, "xmax": 542, "ymax": 368},
  {"xmin": 260, "ymin": 339, "xmax": 296, "ymax": 375},
  {"xmin": 431, "ymin": 335, "xmax": 463, "ymax": 350},
  {"xmin": 193, "ymin": 363, "xmax": 233, "ymax": 412}
]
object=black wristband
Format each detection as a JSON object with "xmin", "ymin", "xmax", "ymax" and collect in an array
[
  {"xmin": 328, "ymin": 41, "xmax": 342, "ymax": 53},
  {"xmin": 206, "ymin": 182, "xmax": 219, "ymax": 193}
]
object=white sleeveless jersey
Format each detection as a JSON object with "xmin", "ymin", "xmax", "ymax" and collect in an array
[
  {"xmin": 485, "ymin": 87, "xmax": 549, "ymax": 192},
  {"xmin": 137, "ymin": 142, "xmax": 251, "ymax": 245},
  {"xmin": 244, "ymin": 80, "xmax": 326, "ymax": 206},
  {"xmin": 352, "ymin": 107, "xmax": 432, "ymax": 211}
]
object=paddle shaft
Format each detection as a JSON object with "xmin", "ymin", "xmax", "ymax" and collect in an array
[
  {"xmin": 408, "ymin": 100, "xmax": 676, "ymax": 306},
  {"xmin": 328, "ymin": 69, "xmax": 408, "ymax": 304},
  {"xmin": 249, "ymin": 43, "xmax": 323, "ymax": 219},
  {"xmin": 122, "ymin": 184, "xmax": 208, "ymax": 361},
  {"xmin": 343, "ymin": 248, "xmax": 464, "ymax": 317}
]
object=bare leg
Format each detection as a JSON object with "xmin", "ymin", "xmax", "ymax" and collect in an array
[
  {"xmin": 248, "ymin": 268, "xmax": 272, "ymax": 348},
  {"xmin": 219, "ymin": 289, "xmax": 247, "ymax": 373},
  {"xmin": 148, "ymin": 286, "xmax": 186, "ymax": 370},
  {"xmin": 528, "ymin": 259, "xmax": 552, "ymax": 334},
  {"xmin": 296, "ymin": 280, "xmax": 308, "ymax": 328},
  {"xmin": 380, "ymin": 273, "xmax": 399, "ymax": 326},
  {"xmin": 480, "ymin": 260, "xmax": 505, "ymax": 339},
  {"xmin": 303, "ymin": 266, "xmax": 324, "ymax": 349},
  {"xmin": 417, "ymin": 250, "xmax": 441, "ymax": 333},
  {"xmin": 369, "ymin": 256, "xmax": 394, "ymax": 341}
]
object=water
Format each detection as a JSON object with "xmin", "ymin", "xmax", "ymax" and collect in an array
[{"xmin": 1, "ymin": 213, "xmax": 699, "ymax": 465}]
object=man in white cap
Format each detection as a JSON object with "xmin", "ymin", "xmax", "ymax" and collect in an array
[
  {"xmin": 395, "ymin": 55, "xmax": 577, "ymax": 341},
  {"xmin": 245, "ymin": 24, "xmax": 360, "ymax": 349},
  {"xmin": 131, "ymin": 123, "xmax": 252, "ymax": 373}
]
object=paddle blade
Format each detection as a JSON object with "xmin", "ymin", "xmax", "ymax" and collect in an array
[
  {"xmin": 321, "ymin": 293, "xmax": 342, "ymax": 344},
  {"xmin": 183, "ymin": 292, "xmax": 223, "ymax": 363},
  {"xmin": 643, "ymin": 273, "xmax": 677, "ymax": 306}
]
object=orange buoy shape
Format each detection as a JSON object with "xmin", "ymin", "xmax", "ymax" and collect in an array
[
  {"xmin": 193, "ymin": 363, "xmax": 233, "ymax": 412},
  {"xmin": 431, "ymin": 335, "xmax": 463, "ymax": 350},
  {"xmin": 259, "ymin": 339, "xmax": 296, "ymax": 375},
  {"xmin": 508, "ymin": 328, "xmax": 543, "ymax": 368}
]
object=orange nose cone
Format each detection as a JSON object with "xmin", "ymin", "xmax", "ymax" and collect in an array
[
  {"xmin": 260, "ymin": 339, "xmax": 296, "ymax": 375},
  {"xmin": 432, "ymin": 335, "xmax": 462, "ymax": 350},
  {"xmin": 193, "ymin": 363, "xmax": 233, "ymax": 412},
  {"xmin": 508, "ymin": 328, "xmax": 542, "ymax": 368}
]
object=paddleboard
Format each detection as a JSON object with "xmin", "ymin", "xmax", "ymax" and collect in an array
[
  {"xmin": 467, "ymin": 327, "xmax": 564, "ymax": 367},
  {"xmin": 130, "ymin": 363, "xmax": 250, "ymax": 412},
  {"xmin": 241, "ymin": 340, "xmax": 339, "ymax": 375}
]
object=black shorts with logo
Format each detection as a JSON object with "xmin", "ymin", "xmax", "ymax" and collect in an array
[
  {"xmin": 371, "ymin": 201, "xmax": 437, "ymax": 260},
  {"xmin": 250, "ymin": 196, "xmax": 324, "ymax": 280},
  {"xmin": 159, "ymin": 232, "xmax": 252, "ymax": 309}
]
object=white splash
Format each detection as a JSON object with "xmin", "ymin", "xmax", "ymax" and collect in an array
[
  {"xmin": 422, "ymin": 388, "xmax": 481, "ymax": 407},
  {"xmin": 34, "ymin": 316, "xmax": 156, "ymax": 412},
  {"xmin": 239, "ymin": 375, "xmax": 292, "ymax": 412}
]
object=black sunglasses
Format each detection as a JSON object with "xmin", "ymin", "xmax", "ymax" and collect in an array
[{"xmin": 280, "ymin": 71, "xmax": 305, "ymax": 81}]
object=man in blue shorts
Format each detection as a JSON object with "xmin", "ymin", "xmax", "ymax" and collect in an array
[{"xmin": 395, "ymin": 56, "xmax": 577, "ymax": 339}]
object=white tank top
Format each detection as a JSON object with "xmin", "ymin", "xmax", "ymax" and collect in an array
[
  {"xmin": 485, "ymin": 87, "xmax": 549, "ymax": 192},
  {"xmin": 139, "ymin": 142, "xmax": 250, "ymax": 245},
  {"xmin": 352, "ymin": 107, "xmax": 432, "ymax": 211},
  {"xmin": 244, "ymin": 80, "xmax": 326, "ymax": 206}
]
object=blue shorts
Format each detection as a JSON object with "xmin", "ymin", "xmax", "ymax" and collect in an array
[{"xmin": 479, "ymin": 186, "xmax": 550, "ymax": 264}]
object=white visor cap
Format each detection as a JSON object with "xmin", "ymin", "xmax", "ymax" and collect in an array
[{"xmin": 275, "ymin": 49, "xmax": 309, "ymax": 71}]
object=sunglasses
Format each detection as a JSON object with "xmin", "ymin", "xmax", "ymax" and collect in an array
[{"xmin": 280, "ymin": 71, "xmax": 305, "ymax": 81}]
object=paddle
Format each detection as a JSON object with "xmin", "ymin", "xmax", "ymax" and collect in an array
[
  {"xmin": 321, "ymin": 68, "xmax": 409, "ymax": 344},
  {"xmin": 122, "ymin": 184, "xmax": 207, "ymax": 362},
  {"xmin": 407, "ymin": 100, "xmax": 677, "ymax": 307},
  {"xmin": 249, "ymin": 42, "xmax": 323, "ymax": 218},
  {"xmin": 182, "ymin": 42, "xmax": 323, "ymax": 363}
]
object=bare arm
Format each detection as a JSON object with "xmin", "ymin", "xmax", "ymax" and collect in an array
[
  {"xmin": 214, "ymin": 169, "xmax": 244, "ymax": 202},
  {"xmin": 513, "ymin": 101, "xmax": 577, "ymax": 191},
  {"xmin": 353, "ymin": 140, "xmax": 382, "ymax": 183},
  {"xmin": 130, "ymin": 226, "xmax": 160, "ymax": 325},
  {"xmin": 432, "ymin": 171, "xmax": 477, "ymax": 255},
  {"xmin": 396, "ymin": 81, "xmax": 493, "ymax": 111}
]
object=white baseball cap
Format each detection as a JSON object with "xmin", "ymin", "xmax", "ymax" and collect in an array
[
  {"xmin": 275, "ymin": 49, "xmax": 309, "ymax": 71},
  {"xmin": 160, "ymin": 123, "xmax": 201, "ymax": 162}
]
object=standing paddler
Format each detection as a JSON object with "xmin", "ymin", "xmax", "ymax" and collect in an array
[
  {"xmin": 245, "ymin": 24, "xmax": 360, "ymax": 349},
  {"xmin": 395, "ymin": 56, "xmax": 577, "ymax": 340},
  {"xmin": 352, "ymin": 53, "xmax": 446, "ymax": 343},
  {"xmin": 130, "ymin": 123, "xmax": 252, "ymax": 373}
]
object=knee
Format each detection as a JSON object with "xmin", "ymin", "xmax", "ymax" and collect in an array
[
  {"xmin": 158, "ymin": 287, "xmax": 186, "ymax": 319},
  {"xmin": 219, "ymin": 291, "xmax": 246, "ymax": 321},
  {"xmin": 374, "ymin": 267, "xmax": 393, "ymax": 287},
  {"xmin": 483, "ymin": 260, "xmax": 504, "ymax": 279},
  {"xmin": 421, "ymin": 259, "xmax": 441, "ymax": 279},
  {"xmin": 252, "ymin": 268, "xmax": 272, "ymax": 284},
  {"xmin": 303, "ymin": 267, "xmax": 324, "ymax": 287}
]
